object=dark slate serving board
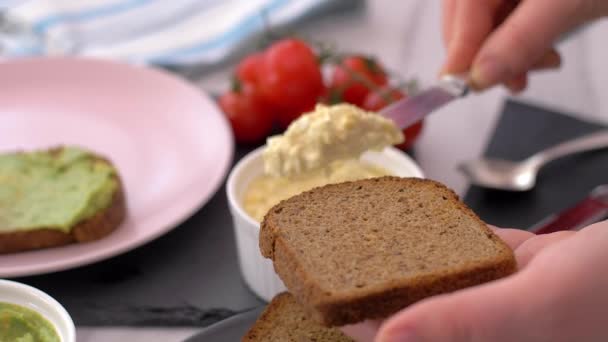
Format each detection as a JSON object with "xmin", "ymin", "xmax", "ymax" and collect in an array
[{"xmin": 464, "ymin": 99, "xmax": 608, "ymax": 229}]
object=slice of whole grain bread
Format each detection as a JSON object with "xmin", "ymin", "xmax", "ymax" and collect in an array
[
  {"xmin": 260, "ymin": 177, "xmax": 516, "ymax": 326},
  {"xmin": 0, "ymin": 147, "xmax": 126, "ymax": 254},
  {"xmin": 242, "ymin": 292, "xmax": 353, "ymax": 342}
]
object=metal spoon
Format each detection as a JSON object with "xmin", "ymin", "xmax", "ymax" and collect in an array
[{"xmin": 458, "ymin": 130, "xmax": 608, "ymax": 191}]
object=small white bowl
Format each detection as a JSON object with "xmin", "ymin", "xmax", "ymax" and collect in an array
[
  {"xmin": 226, "ymin": 146, "xmax": 424, "ymax": 302},
  {"xmin": 0, "ymin": 279, "xmax": 75, "ymax": 342}
]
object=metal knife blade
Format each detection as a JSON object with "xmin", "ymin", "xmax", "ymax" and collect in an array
[{"xmin": 380, "ymin": 74, "xmax": 469, "ymax": 129}]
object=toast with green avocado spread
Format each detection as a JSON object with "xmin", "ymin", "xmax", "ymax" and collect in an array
[{"xmin": 0, "ymin": 146, "xmax": 126, "ymax": 253}]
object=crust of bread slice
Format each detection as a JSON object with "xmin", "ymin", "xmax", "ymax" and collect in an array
[
  {"xmin": 0, "ymin": 149, "xmax": 126, "ymax": 254},
  {"xmin": 260, "ymin": 177, "xmax": 516, "ymax": 326}
]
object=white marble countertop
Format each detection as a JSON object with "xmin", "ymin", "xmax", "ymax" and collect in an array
[{"xmin": 73, "ymin": 0, "xmax": 608, "ymax": 341}]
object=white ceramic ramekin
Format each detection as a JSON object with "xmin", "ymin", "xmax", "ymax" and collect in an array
[
  {"xmin": 226, "ymin": 146, "xmax": 425, "ymax": 302},
  {"xmin": 0, "ymin": 279, "xmax": 75, "ymax": 342}
]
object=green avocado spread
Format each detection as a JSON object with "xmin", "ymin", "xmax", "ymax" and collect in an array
[
  {"xmin": 0, "ymin": 302, "xmax": 60, "ymax": 342},
  {"xmin": 0, "ymin": 146, "xmax": 118, "ymax": 233}
]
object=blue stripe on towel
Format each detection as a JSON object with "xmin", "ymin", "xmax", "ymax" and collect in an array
[
  {"xmin": 33, "ymin": 0, "xmax": 154, "ymax": 32},
  {"xmin": 148, "ymin": 0, "xmax": 289, "ymax": 64}
]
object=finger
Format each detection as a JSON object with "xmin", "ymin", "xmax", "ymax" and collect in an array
[
  {"xmin": 471, "ymin": 0, "xmax": 592, "ymax": 89},
  {"xmin": 505, "ymin": 73, "xmax": 528, "ymax": 93},
  {"xmin": 580, "ymin": 218, "xmax": 608, "ymax": 233},
  {"xmin": 340, "ymin": 320, "xmax": 382, "ymax": 342},
  {"xmin": 502, "ymin": 48, "xmax": 561, "ymax": 93},
  {"xmin": 376, "ymin": 274, "xmax": 531, "ymax": 342},
  {"xmin": 531, "ymin": 48, "xmax": 562, "ymax": 70},
  {"xmin": 489, "ymin": 226, "xmax": 535, "ymax": 250},
  {"xmin": 494, "ymin": 0, "xmax": 519, "ymax": 25},
  {"xmin": 515, "ymin": 230, "xmax": 576, "ymax": 267},
  {"xmin": 442, "ymin": 0, "xmax": 457, "ymax": 48},
  {"xmin": 502, "ymin": 49, "xmax": 561, "ymax": 93},
  {"xmin": 441, "ymin": 0, "xmax": 503, "ymax": 74}
]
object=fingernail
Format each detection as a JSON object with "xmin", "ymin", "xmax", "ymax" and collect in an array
[
  {"xmin": 379, "ymin": 331, "xmax": 424, "ymax": 342},
  {"xmin": 471, "ymin": 56, "xmax": 510, "ymax": 90}
]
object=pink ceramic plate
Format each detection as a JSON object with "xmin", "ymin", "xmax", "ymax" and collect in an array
[{"xmin": 0, "ymin": 57, "xmax": 234, "ymax": 277}]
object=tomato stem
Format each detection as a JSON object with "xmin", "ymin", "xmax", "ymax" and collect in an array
[
  {"xmin": 343, "ymin": 65, "xmax": 383, "ymax": 96},
  {"xmin": 231, "ymin": 76, "xmax": 242, "ymax": 93}
]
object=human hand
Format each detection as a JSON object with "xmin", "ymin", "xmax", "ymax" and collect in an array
[
  {"xmin": 342, "ymin": 221, "xmax": 608, "ymax": 341},
  {"xmin": 441, "ymin": 0, "xmax": 608, "ymax": 92}
]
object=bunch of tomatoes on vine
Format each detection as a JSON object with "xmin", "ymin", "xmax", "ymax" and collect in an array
[{"xmin": 218, "ymin": 37, "xmax": 423, "ymax": 151}]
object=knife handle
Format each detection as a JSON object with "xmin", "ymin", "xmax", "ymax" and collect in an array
[
  {"xmin": 439, "ymin": 74, "xmax": 470, "ymax": 97},
  {"xmin": 529, "ymin": 185, "xmax": 608, "ymax": 234}
]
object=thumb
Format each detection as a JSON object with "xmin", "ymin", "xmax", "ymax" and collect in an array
[
  {"xmin": 470, "ymin": 0, "xmax": 594, "ymax": 89},
  {"xmin": 375, "ymin": 274, "xmax": 534, "ymax": 342}
]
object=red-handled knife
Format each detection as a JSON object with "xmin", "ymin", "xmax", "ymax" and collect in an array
[{"xmin": 529, "ymin": 185, "xmax": 608, "ymax": 234}]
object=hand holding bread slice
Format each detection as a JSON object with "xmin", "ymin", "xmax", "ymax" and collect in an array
[{"xmin": 246, "ymin": 177, "xmax": 516, "ymax": 339}]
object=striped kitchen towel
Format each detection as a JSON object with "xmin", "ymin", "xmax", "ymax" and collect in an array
[{"xmin": 0, "ymin": 0, "xmax": 356, "ymax": 67}]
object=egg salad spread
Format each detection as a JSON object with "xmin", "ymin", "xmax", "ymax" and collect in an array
[
  {"xmin": 244, "ymin": 159, "xmax": 391, "ymax": 222},
  {"xmin": 243, "ymin": 104, "xmax": 404, "ymax": 222},
  {"xmin": 263, "ymin": 104, "xmax": 403, "ymax": 178}
]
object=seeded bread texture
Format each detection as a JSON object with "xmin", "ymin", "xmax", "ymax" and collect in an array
[
  {"xmin": 260, "ymin": 177, "xmax": 516, "ymax": 326},
  {"xmin": 0, "ymin": 147, "xmax": 126, "ymax": 254},
  {"xmin": 242, "ymin": 292, "xmax": 353, "ymax": 342}
]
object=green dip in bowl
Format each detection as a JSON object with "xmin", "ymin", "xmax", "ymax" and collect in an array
[{"xmin": 0, "ymin": 302, "xmax": 60, "ymax": 342}]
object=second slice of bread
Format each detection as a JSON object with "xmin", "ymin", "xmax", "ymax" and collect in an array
[
  {"xmin": 243, "ymin": 292, "xmax": 353, "ymax": 342},
  {"xmin": 260, "ymin": 177, "xmax": 516, "ymax": 326}
]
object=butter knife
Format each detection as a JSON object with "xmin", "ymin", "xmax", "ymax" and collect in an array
[{"xmin": 380, "ymin": 74, "xmax": 469, "ymax": 129}]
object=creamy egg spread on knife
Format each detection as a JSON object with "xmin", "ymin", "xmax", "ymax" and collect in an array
[
  {"xmin": 244, "ymin": 104, "xmax": 404, "ymax": 222},
  {"xmin": 263, "ymin": 104, "xmax": 403, "ymax": 177}
]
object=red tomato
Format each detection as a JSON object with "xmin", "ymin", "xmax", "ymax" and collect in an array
[
  {"xmin": 236, "ymin": 52, "xmax": 265, "ymax": 85},
  {"xmin": 273, "ymin": 104, "xmax": 312, "ymax": 129},
  {"xmin": 257, "ymin": 38, "xmax": 324, "ymax": 128},
  {"xmin": 219, "ymin": 86, "xmax": 274, "ymax": 144},
  {"xmin": 362, "ymin": 86, "xmax": 424, "ymax": 151},
  {"xmin": 396, "ymin": 120, "xmax": 424, "ymax": 151},
  {"xmin": 361, "ymin": 87, "xmax": 406, "ymax": 111},
  {"xmin": 329, "ymin": 56, "xmax": 388, "ymax": 106}
]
